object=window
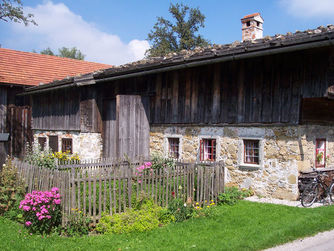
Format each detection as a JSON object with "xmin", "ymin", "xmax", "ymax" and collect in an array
[
  {"xmin": 168, "ymin": 138, "xmax": 179, "ymax": 159},
  {"xmin": 37, "ymin": 137, "xmax": 46, "ymax": 151},
  {"xmin": 200, "ymin": 139, "xmax": 216, "ymax": 161},
  {"xmin": 62, "ymin": 138, "xmax": 73, "ymax": 154},
  {"xmin": 315, "ymin": 139, "xmax": 326, "ymax": 168},
  {"xmin": 244, "ymin": 140, "xmax": 259, "ymax": 165},
  {"xmin": 246, "ymin": 21, "xmax": 251, "ymax": 27},
  {"xmin": 49, "ymin": 135, "xmax": 58, "ymax": 153}
]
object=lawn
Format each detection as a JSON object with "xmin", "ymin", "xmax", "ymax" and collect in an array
[{"xmin": 1, "ymin": 200, "xmax": 334, "ymax": 251}]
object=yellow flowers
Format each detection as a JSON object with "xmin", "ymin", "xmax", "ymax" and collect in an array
[
  {"xmin": 71, "ymin": 208, "xmax": 83, "ymax": 214},
  {"xmin": 52, "ymin": 151, "xmax": 80, "ymax": 162},
  {"xmin": 193, "ymin": 200, "xmax": 215, "ymax": 210}
]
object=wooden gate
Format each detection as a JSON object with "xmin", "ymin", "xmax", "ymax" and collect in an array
[
  {"xmin": 103, "ymin": 95, "xmax": 150, "ymax": 159},
  {"xmin": 7, "ymin": 105, "xmax": 32, "ymax": 157}
]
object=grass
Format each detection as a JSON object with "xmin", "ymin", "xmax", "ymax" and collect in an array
[{"xmin": 1, "ymin": 200, "xmax": 334, "ymax": 251}]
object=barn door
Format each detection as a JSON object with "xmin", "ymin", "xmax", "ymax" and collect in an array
[
  {"xmin": 7, "ymin": 105, "xmax": 32, "ymax": 157},
  {"xmin": 103, "ymin": 98, "xmax": 117, "ymax": 158},
  {"xmin": 103, "ymin": 95, "xmax": 150, "ymax": 159}
]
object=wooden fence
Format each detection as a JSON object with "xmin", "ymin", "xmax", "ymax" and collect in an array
[{"xmin": 14, "ymin": 159, "xmax": 224, "ymax": 225}]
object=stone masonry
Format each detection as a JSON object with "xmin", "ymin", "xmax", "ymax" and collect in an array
[
  {"xmin": 150, "ymin": 125, "xmax": 334, "ymax": 200},
  {"xmin": 33, "ymin": 130, "xmax": 102, "ymax": 160}
]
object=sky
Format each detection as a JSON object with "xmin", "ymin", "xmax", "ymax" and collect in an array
[{"xmin": 1, "ymin": 0, "xmax": 334, "ymax": 66}]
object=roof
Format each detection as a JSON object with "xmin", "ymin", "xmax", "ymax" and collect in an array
[
  {"xmin": 242, "ymin": 13, "xmax": 261, "ymax": 20},
  {"xmin": 25, "ymin": 24, "xmax": 334, "ymax": 94},
  {"xmin": 0, "ymin": 48, "xmax": 112, "ymax": 86}
]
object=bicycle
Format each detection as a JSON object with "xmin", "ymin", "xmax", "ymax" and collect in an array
[{"xmin": 300, "ymin": 169, "xmax": 334, "ymax": 207}]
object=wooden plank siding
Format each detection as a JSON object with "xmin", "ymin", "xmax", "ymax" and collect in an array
[
  {"xmin": 29, "ymin": 47, "xmax": 334, "ymax": 137},
  {"xmin": 32, "ymin": 88, "xmax": 80, "ymax": 130},
  {"xmin": 96, "ymin": 47, "xmax": 331, "ymax": 125},
  {"xmin": 301, "ymin": 98, "xmax": 334, "ymax": 124}
]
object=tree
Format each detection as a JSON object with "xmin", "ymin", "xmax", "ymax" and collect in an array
[
  {"xmin": 38, "ymin": 47, "xmax": 85, "ymax": 60},
  {"xmin": 146, "ymin": 3, "xmax": 210, "ymax": 57},
  {"xmin": 40, "ymin": 47, "xmax": 54, "ymax": 56},
  {"xmin": 0, "ymin": 0, "xmax": 36, "ymax": 26},
  {"xmin": 58, "ymin": 47, "xmax": 85, "ymax": 60}
]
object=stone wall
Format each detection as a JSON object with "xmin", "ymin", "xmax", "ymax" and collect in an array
[
  {"xmin": 150, "ymin": 125, "xmax": 334, "ymax": 200},
  {"xmin": 33, "ymin": 130, "xmax": 102, "ymax": 160}
]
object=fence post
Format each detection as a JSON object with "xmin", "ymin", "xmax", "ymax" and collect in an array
[{"xmin": 128, "ymin": 164, "xmax": 132, "ymax": 208}]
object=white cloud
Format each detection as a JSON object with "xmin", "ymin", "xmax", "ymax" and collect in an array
[
  {"xmin": 280, "ymin": 0, "xmax": 334, "ymax": 18},
  {"xmin": 10, "ymin": 1, "xmax": 150, "ymax": 65}
]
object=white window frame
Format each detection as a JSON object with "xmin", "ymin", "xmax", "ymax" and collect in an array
[
  {"xmin": 164, "ymin": 134, "xmax": 183, "ymax": 160},
  {"xmin": 238, "ymin": 137, "xmax": 263, "ymax": 169},
  {"xmin": 198, "ymin": 136, "xmax": 220, "ymax": 162}
]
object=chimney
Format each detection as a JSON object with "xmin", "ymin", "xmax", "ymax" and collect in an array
[{"xmin": 241, "ymin": 13, "xmax": 263, "ymax": 41}]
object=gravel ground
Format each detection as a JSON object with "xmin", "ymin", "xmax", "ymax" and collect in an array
[
  {"xmin": 245, "ymin": 196, "xmax": 326, "ymax": 208},
  {"xmin": 244, "ymin": 196, "xmax": 334, "ymax": 250}
]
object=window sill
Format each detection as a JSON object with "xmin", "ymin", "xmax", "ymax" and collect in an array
[{"xmin": 238, "ymin": 164, "xmax": 261, "ymax": 171}]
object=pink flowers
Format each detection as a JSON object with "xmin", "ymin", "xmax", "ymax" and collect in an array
[
  {"xmin": 135, "ymin": 162, "xmax": 152, "ymax": 183},
  {"xmin": 19, "ymin": 187, "xmax": 62, "ymax": 234}
]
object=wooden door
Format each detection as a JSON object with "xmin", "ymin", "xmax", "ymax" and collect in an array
[
  {"xmin": 103, "ymin": 95, "xmax": 150, "ymax": 159},
  {"xmin": 103, "ymin": 98, "xmax": 117, "ymax": 158},
  {"xmin": 7, "ymin": 105, "xmax": 32, "ymax": 157}
]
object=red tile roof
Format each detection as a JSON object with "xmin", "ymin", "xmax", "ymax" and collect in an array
[
  {"xmin": 242, "ymin": 13, "xmax": 261, "ymax": 19},
  {"xmin": 0, "ymin": 48, "xmax": 112, "ymax": 86}
]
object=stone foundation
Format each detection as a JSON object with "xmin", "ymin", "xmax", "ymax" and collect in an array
[
  {"xmin": 33, "ymin": 130, "xmax": 102, "ymax": 160},
  {"xmin": 150, "ymin": 125, "xmax": 334, "ymax": 200}
]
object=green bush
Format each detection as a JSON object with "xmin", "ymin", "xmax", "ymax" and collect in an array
[
  {"xmin": 19, "ymin": 188, "xmax": 62, "ymax": 235},
  {"xmin": 217, "ymin": 187, "xmax": 253, "ymax": 206},
  {"xmin": 150, "ymin": 153, "xmax": 175, "ymax": 169},
  {"xmin": 24, "ymin": 143, "xmax": 57, "ymax": 169},
  {"xmin": 0, "ymin": 158, "xmax": 25, "ymax": 215},
  {"xmin": 96, "ymin": 193, "xmax": 174, "ymax": 234},
  {"xmin": 62, "ymin": 209, "xmax": 91, "ymax": 237},
  {"xmin": 167, "ymin": 198, "xmax": 195, "ymax": 222}
]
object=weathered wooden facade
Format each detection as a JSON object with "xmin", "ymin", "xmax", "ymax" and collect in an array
[
  {"xmin": 24, "ymin": 25, "xmax": 334, "ymax": 200},
  {"xmin": 0, "ymin": 85, "xmax": 29, "ymax": 164}
]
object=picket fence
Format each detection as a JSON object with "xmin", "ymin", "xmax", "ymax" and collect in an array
[{"xmin": 14, "ymin": 159, "xmax": 225, "ymax": 225}]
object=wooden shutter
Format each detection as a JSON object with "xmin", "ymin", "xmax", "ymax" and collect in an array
[
  {"xmin": 38, "ymin": 137, "xmax": 46, "ymax": 151},
  {"xmin": 49, "ymin": 135, "xmax": 58, "ymax": 152}
]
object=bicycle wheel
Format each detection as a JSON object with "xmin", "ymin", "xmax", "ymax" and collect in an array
[
  {"xmin": 329, "ymin": 182, "xmax": 334, "ymax": 203},
  {"xmin": 301, "ymin": 183, "xmax": 318, "ymax": 207}
]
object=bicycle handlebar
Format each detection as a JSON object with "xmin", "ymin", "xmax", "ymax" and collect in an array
[{"xmin": 311, "ymin": 167, "xmax": 329, "ymax": 177}]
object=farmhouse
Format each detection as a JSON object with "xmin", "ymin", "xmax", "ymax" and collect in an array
[
  {"xmin": 23, "ymin": 14, "xmax": 334, "ymax": 200},
  {"xmin": 0, "ymin": 48, "xmax": 111, "ymax": 162}
]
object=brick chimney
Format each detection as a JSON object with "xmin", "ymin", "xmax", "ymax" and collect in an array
[{"xmin": 241, "ymin": 13, "xmax": 263, "ymax": 41}]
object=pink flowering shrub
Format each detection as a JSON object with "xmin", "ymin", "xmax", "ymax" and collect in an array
[
  {"xmin": 19, "ymin": 187, "xmax": 62, "ymax": 234},
  {"xmin": 135, "ymin": 162, "xmax": 152, "ymax": 183}
]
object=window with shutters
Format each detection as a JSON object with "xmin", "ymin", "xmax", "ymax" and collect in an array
[
  {"xmin": 38, "ymin": 137, "xmax": 46, "ymax": 151},
  {"xmin": 199, "ymin": 138, "xmax": 216, "ymax": 161},
  {"xmin": 168, "ymin": 138, "xmax": 179, "ymax": 159},
  {"xmin": 48, "ymin": 135, "xmax": 58, "ymax": 152},
  {"xmin": 315, "ymin": 139, "xmax": 326, "ymax": 168},
  {"xmin": 62, "ymin": 138, "xmax": 73, "ymax": 154}
]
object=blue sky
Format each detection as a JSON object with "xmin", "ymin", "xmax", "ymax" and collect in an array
[{"xmin": 1, "ymin": 0, "xmax": 334, "ymax": 65}]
